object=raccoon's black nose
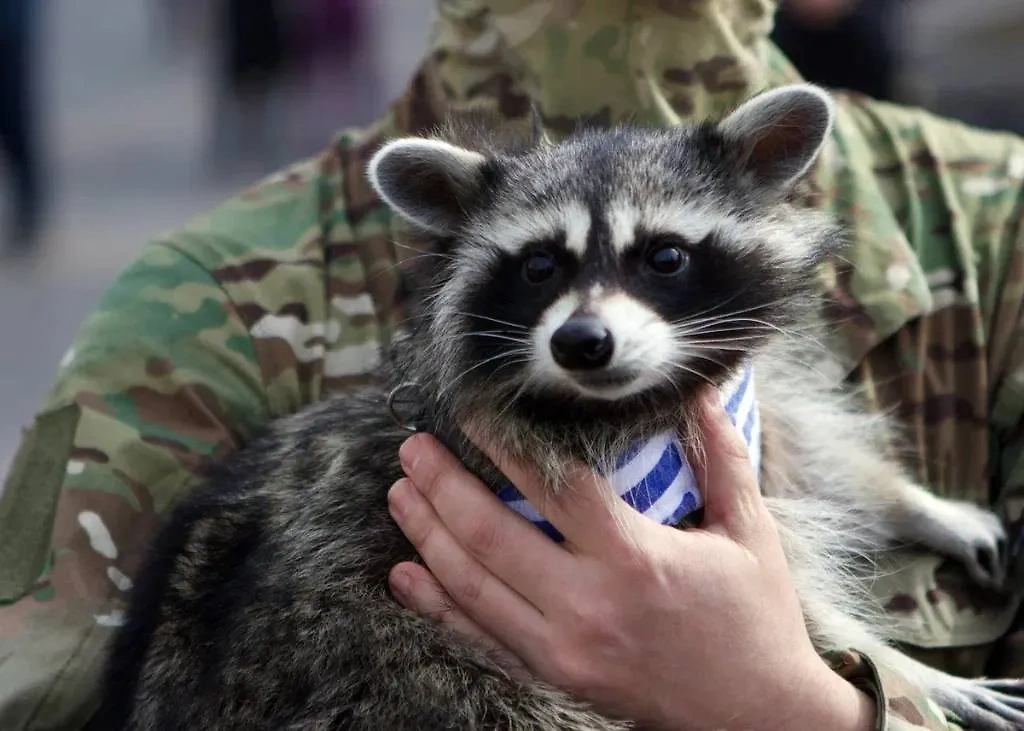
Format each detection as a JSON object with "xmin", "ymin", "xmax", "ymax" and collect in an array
[{"xmin": 550, "ymin": 317, "xmax": 614, "ymax": 370}]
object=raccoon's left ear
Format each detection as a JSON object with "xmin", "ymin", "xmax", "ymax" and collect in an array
[
  {"xmin": 367, "ymin": 138, "xmax": 488, "ymax": 236},
  {"xmin": 718, "ymin": 84, "xmax": 835, "ymax": 190}
]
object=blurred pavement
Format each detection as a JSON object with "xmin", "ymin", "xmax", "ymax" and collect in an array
[{"xmin": 0, "ymin": 0, "xmax": 431, "ymax": 475}]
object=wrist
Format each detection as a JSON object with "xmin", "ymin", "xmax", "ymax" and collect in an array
[{"xmin": 771, "ymin": 655, "xmax": 877, "ymax": 731}]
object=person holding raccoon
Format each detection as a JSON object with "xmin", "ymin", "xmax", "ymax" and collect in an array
[{"xmin": 3, "ymin": 1, "xmax": 1024, "ymax": 729}]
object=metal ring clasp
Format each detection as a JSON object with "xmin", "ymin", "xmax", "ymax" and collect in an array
[{"xmin": 387, "ymin": 381, "xmax": 424, "ymax": 433}]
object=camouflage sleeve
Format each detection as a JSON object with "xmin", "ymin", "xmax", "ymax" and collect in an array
[
  {"xmin": 823, "ymin": 97, "xmax": 1024, "ymax": 727},
  {"xmin": 0, "ymin": 240, "xmax": 270, "ymax": 730},
  {"xmin": 830, "ymin": 651, "xmax": 964, "ymax": 731},
  {"xmin": 983, "ymin": 133, "xmax": 1024, "ymax": 677}
]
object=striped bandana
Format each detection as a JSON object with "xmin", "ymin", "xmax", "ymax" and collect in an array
[{"xmin": 496, "ymin": 368, "xmax": 761, "ymax": 542}]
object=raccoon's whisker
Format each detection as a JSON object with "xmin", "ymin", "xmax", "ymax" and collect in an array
[
  {"xmin": 489, "ymin": 369, "xmax": 540, "ymax": 429},
  {"xmin": 653, "ymin": 366, "xmax": 690, "ymax": 410},
  {"xmin": 674, "ymin": 297, "xmax": 785, "ymax": 328},
  {"xmin": 674, "ymin": 300, "xmax": 829, "ymax": 336},
  {"xmin": 438, "ymin": 350, "xmax": 533, "ymax": 403},
  {"xmin": 391, "ymin": 240, "xmax": 455, "ymax": 260},
  {"xmin": 457, "ymin": 312, "xmax": 530, "ymax": 330},
  {"xmin": 679, "ymin": 336, "xmax": 769, "ymax": 346},
  {"xmin": 666, "ymin": 361, "xmax": 717, "ymax": 387},
  {"xmin": 676, "ymin": 317, "xmax": 830, "ymax": 352},
  {"xmin": 689, "ymin": 319, "xmax": 827, "ymax": 338},
  {"xmin": 669, "ymin": 333, "xmax": 771, "ymax": 344},
  {"xmin": 464, "ymin": 331, "xmax": 532, "ymax": 345},
  {"xmin": 677, "ymin": 283, "xmax": 760, "ymax": 324},
  {"xmin": 445, "ymin": 349, "xmax": 532, "ymax": 386},
  {"xmin": 675, "ymin": 315, "xmax": 779, "ymax": 335},
  {"xmin": 678, "ymin": 352, "xmax": 731, "ymax": 371},
  {"xmin": 369, "ymin": 247, "xmax": 456, "ymax": 281},
  {"xmin": 684, "ymin": 314, "xmax": 820, "ymax": 336},
  {"xmin": 682, "ymin": 343, "xmax": 763, "ymax": 353},
  {"xmin": 670, "ymin": 324, "xmax": 777, "ymax": 336},
  {"xmin": 715, "ymin": 318, "xmax": 830, "ymax": 351}
]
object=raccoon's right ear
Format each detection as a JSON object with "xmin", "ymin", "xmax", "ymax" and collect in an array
[
  {"xmin": 366, "ymin": 139, "xmax": 488, "ymax": 235},
  {"xmin": 717, "ymin": 84, "xmax": 835, "ymax": 190}
]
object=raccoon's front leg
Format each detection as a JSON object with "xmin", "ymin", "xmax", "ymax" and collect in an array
[
  {"xmin": 877, "ymin": 480, "xmax": 1009, "ymax": 589},
  {"xmin": 759, "ymin": 378, "xmax": 1009, "ymax": 589}
]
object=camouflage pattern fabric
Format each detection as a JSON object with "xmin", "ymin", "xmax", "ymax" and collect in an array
[{"xmin": 2, "ymin": 1, "xmax": 1023, "ymax": 728}]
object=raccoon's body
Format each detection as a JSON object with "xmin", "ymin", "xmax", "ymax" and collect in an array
[{"xmin": 97, "ymin": 86, "xmax": 1024, "ymax": 730}]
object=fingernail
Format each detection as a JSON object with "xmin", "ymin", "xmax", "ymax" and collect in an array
[
  {"xmin": 399, "ymin": 435, "xmax": 422, "ymax": 473},
  {"xmin": 390, "ymin": 568, "xmax": 411, "ymax": 599},
  {"xmin": 388, "ymin": 478, "xmax": 413, "ymax": 518}
]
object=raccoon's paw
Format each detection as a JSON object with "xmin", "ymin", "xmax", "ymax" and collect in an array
[
  {"xmin": 926, "ymin": 675, "xmax": 1024, "ymax": 731},
  {"xmin": 913, "ymin": 497, "xmax": 1008, "ymax": 589}
]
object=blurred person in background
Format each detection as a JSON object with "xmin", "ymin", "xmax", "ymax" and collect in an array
[
  {"xmin": 0, "ymin": 0, "xmax": 46, "ymax": 256},
  {"xmin": 207, "ymin": 0, "xmax": 289, "ymax": 178},
  {"xmin": 147, "ymin": 0, "xmax": 206, "ymax": 61},
  {"xmin": 286, "ymin": 0, "xmax": 382, "ymax": 152},
  {"xmin": 773, "ymin": 0, "xmax": 899, "ymax": 101},
  {"xmin": 2, "ymin": 2, "xmax": 1024, "ymax": 729},
  {"xmin": 290, "ymin": 0, "xmax": 381, "ymax": 142}
]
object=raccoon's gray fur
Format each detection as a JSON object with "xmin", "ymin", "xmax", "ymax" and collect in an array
[{"xmin": 96, "ymin": 85, "xmax": 1024, "ymax": 730}]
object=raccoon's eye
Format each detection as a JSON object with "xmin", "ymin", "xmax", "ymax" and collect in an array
[
  {"xmin": 646, "ymin": 243, "xmax": 689, "ymax": 276},
  {"xmin": 522, "ymin": 251, "xmax": 558, "ymax": 285}
]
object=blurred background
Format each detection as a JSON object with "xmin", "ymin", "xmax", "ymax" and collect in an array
[{"xmin": 0, "ymin": 0, "xmax": 1022, "ymax": 474}]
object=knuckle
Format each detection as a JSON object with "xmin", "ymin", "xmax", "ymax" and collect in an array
[
  {"xmin": 718, "ymin": 424, "xmax": 750, "ymax": 462},
  {"xmin": 450, "ymin": 570, "xmax": 485, "ymax": 606},
  {"xmin": 548, "ymin": 643, "xmax": 598, "ymax": 694},
  {"xmin": 403, "ymin": 507, "xmax": 435, "ymax": 548},
  {"xmin": 416, "ymin": 461, "xmax": 447, "ymax": 502},
  {"xmin": 611, "ymin": 543, "xmax": 661, "ymax": 585},
  {"xmin": 391, "ymin": 486, "xmax": 435, "ymax": 548},
  {"xmin": 569, "ymin": 598, "xmax": 622, "ymax": 646},
  {"xmin": 416, "ymin": 458, "xmax": 468, "ymax": 507},
  {"xmin": 464, "ymin": 516, "xmax": 503, "ymax": 558}
]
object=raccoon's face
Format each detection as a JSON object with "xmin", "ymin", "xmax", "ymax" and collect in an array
[{"xmin": 368, "ymin": 85, "xmax": 841, "ymax": 423}]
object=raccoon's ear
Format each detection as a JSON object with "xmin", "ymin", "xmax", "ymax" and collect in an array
[
  {"xmin": 717, "ymin": 84, "xmax": 835, "ymax": 190},
  {"xmin": 366, "ymin": 138, "xmax": 488, "ymax": 235}
]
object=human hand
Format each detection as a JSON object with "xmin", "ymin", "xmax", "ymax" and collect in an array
[{"xmin": 386, "ymin": 388, "xmax": 876, "ymax": 731}]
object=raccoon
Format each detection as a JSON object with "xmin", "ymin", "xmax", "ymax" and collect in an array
[{"xmin": 95, "ymin": 85, "xmax": 1024, "ymax": 730}]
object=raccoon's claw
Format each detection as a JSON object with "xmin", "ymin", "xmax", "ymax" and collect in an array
[
  {"xmin": 974, "ymin": 679, "xmax": 1024, "ymax": 697},
  {"xmin": 958, "ymin": 510, "xmax": 1008, "ymax": 590},
  {"xmin": 928, "ymin": 676, "xmax": 1024, "ymax": 730},
  {"xmin": 966, "ymin": 534, "xmax": 1008, "ymax": 590},
  {"xmin": 886, "ymin": 652, "xmax": 1024, "ymax": 731},
  {"xmin": 916, "ymin": 498, "xmax": 1008, "ymax": 590}
]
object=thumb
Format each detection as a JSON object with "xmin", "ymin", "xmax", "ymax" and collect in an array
[{"xmin": 690, "ymin": 387, "xmax": 765, "ymax": 539}]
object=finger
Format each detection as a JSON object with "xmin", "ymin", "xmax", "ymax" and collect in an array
[
  {"xmin": 398, "ymin": 433, "xmax": 574, "ymax": 599},
  {"xmin": 389, "ymin": 562, "xmax": 527, "ymax": 674},
  {"xmin": 691, "ymin": 387, "xmax": 765, "ymax": 539},
  {"xmin": 461, "ymin": 423, "xmax": 643, "ymax": 554},
  {"xmin": 388, "ymin": 477, "xmax": 550, "ymax": 661}
]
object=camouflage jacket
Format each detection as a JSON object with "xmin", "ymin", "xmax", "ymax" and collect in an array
[{"xmin": 2, "ymin": 2, "xmax": 1024, "ymax": 729}]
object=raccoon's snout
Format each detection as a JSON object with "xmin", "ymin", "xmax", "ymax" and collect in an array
[{"xmin": 550, "ymin": 316, "xmax": 614, "ymax": 371}]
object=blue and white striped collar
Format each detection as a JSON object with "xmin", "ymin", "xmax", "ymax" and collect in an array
[{"xmin": 497, "ymin": 367, "xmax": 761, "ymax": 542}]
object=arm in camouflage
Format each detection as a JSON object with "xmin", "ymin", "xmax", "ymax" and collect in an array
[
  {"xmin": 831, "ymin": 650, "xmax": 963, "ymax": 730},
  {"xmin": 2, "ymin": 0, "xmax": 1023, "ymax": 727},
  {"xmin": 804, "ymin": 91, "xmax": 1024, "ymax": 728},
  {"xmin": 0, "ymin": 241, "xmax": 269, "ymax": 728},
  {"xmin": 0, "ymin": 147, "xmax": 371, "ymax": 727}
]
